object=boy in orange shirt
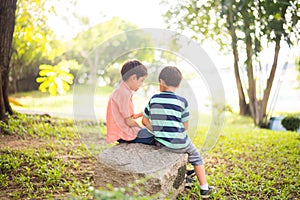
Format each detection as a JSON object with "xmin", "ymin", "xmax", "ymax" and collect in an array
[{"xmin": 106, "ymin": 59, "xmax": 155, "ymax": 145}]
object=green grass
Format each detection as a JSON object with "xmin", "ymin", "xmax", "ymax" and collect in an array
[
  {"xmin": 0, "ymin": 113, "xmax": 96, "ymax": 199},
  {"xmin": 10, "ymin": 85, "xmax": 114, "ymax": 119},
  {"xmin": 2, "ymin": 89, "xmax": 300, "ymax": 199},
  {"xmin": 205, "ymin": 127, "xmax": 299, "ymax": 199}
]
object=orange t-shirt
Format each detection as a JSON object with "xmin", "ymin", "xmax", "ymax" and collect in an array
[{"xmin": 106, "ymin": 81, "xmax": 140, "ymax": 143}]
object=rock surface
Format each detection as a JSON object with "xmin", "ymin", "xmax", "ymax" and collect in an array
[{"xmin": 94, "ymin": 143, "xmax": 188, "ymax": 199}]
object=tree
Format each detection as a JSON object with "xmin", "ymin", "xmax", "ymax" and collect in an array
[
  {"xmin": 0, "ymin": 0, "xmax": 17, "ymax": 122},
  {"xmin": 11, "ymin": 0, "xmax": 61, "ymax": 93},
  {"xmin": 296, "ymin": 55, "xmax": 300, "ymax": 86},
  {"xmin": 162, "ymin": 0, "xmax": 300, "ymax": 127},
  {"xmin": 66, "ymin": 17, "xmax": 155, "ymax": 86}
]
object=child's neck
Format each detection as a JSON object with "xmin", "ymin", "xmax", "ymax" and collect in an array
[
  {"xmin": 160, "ymin": 85, "xmax": 176, "ymax": 93},
  {"xmin": 163, "ymin": 89, "xmax": 175, "ymax": 93},
  {"xmin": 124, "ymin": 80, "xmax": 135, "ymax": 91}
]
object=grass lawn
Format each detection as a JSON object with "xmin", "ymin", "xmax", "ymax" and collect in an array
[
  {"xmin": 204, "ymin": 118, "xmax": 300, "ymax": 199},
  {"xmin": 1, "ymin": 89, "xmax": 299, "ymax": 199},
  {"xmin": 10, "ymin": 85, "xmax": 114, "ymax": 119}
]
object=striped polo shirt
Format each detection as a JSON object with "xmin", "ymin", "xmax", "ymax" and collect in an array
[{"xmin": 143, "ymin": 91, "xmax": 191, "ymax": 149}]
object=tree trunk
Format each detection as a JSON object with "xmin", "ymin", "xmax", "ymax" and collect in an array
[
  {"xmin": 0, "ymin": 0, "xmax": 17, "ymax": 122},
  {"xmin": 243, "ymin": 12, "xmax": 259, "ymax": 125},
  {"xmin": 228, "ymin": 9, "xmax": 250, "ymax": 116},
  {"xmin": 257, "ymin": 2, "xmax": 288, "ymax": 128},
  {"xmin": 234, "ymin": 54, "xmax": 250, "ymax": 116},
  {"xmin": 245, "ymin": 38, "xmax": 258, "ymax": 124},
  {"xmin": 10, "ymin": 64, "xmax": 18, "ymax": 93},
  {"xmin": 3, "ymin": 72, "xmax": 13, "ymax": 115},
  {"xmin": 258, "ymin": 40, "xmax": 282, "ymax": 128},
  {"xmin": 81, "ymin": 50, "xmax": 98, "ymax": 85}
]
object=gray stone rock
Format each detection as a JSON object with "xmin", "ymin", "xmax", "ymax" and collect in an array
[{"xmin": 94, "ymin": 143, "xmax": 188, "ymax": 199}]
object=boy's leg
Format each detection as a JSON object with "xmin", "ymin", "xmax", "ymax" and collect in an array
[
  {"xmin": 164, "ymin": 142, "xmax": 207, "ymax": 185},
  {"xmin": 185, "ymin": 143, "xmax": 214, "ymax": 197},
  {"xmin": 184, "ymin": 143, "xmax": 208, "ymax": 187},
  {"xmin": 194, "ymin": 164, "xmax": 207, "ymax": 186},
  {"xmin": 129, "ymin": 128, "xmax": 155, "ymax": 145},
  {"xmin": 161, "ymin": 141, "xmax": 214, "ymax": 197},
  {"xmin": 117, "ymin": 139, "xmax": 130, "ymax": 143}
]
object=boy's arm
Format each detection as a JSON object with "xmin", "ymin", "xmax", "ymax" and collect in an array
[
  {"xmin": 183, "ymin": 121, "xmax": 189, "ymax": 131},
  {"xmin": 125, "ymin": 116, "xmax": 141, "ymax": 127},
  {"xmin": 142, "ymin": 116, "xmax": 153, "ymax": 131},
  {"xmin": 131, "ymin": 112, "xmax": 143, "ymax": 119}
]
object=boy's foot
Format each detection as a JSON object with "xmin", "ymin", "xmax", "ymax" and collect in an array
[
  {"xmin": 185, "ymin": 176, "xmax": 196, "ymax": 188},
  {"xmin": 200, "ymin": 186, "xmax": 215, "ymax": 199},
  {"xmin": 186, "ymin": 169, "xmax": 195, "ymax": 177},
  {"xmin": 185, "ymin": 169, "xmax": 196, "ymax": 189}
]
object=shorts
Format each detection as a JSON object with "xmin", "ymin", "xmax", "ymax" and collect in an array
[
  {"xmin": 161, "ymin": 142, "xmax": 203, "ymax": 166},
  {"xmin": 118, "ymin": 128, "xmax": 155, "ymax": 145}
]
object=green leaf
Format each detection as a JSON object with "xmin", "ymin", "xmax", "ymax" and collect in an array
[
  {"xmin": 36, "ymin": 77, "xmax": 47, "ymax": 83},
  {"xmin": 39, "ymin": 64, "xmax": 53, "ymax": 70},
  {"xmin": 39, "ymin": 79, "xmax": 50, "ymax": 90},
  {"xmin": 49, "ymin": 83, "xmax": 57, "ymax": 96},
  {"xmin": 39, "ymin": 69, "xmax": 56, "ymax": 77},
  {"xmin": 36, "ymin": 62, "xmax": 74, "ymax": 96}
]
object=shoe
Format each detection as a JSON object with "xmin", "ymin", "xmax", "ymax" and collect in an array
[
  {"xmin": 186, "ymin": 169, "xmax": 195, "ymax": 177},
  {"xmin": 185, "ymin": 169, "xmax": 196, "ymax": 189},
  {"xmin": 185, "ymin": 176, "xmax": 196, "ymax": 188},
  {"xmin": 200, "ymin": 186, "xmax": 215, "ymax": 199}
]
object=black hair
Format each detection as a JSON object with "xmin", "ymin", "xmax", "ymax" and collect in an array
[
  {"xmin": 121, "ymin": 59, "xmax": 147, "ymax": 81},
  {"xmin": 158, "ymin": 66, "xmax": 182, "ymax": 87}
]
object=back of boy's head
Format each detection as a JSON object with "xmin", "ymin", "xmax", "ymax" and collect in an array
[
  {"xmin": 159, "ymin": 66, "xmax": 182, "ymax": 87},
  {"xmin": 121, "ymin": 59, "xmax": 147, "ymax": 81}
]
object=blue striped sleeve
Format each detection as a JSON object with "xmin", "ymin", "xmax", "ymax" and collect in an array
[
  {"xmin": 182, "ymin": 106, "xmax": 189, "ymax": 122},
  {"xmin": 143, "ymin": 103, "xmax": 150, "ymax": 118}
]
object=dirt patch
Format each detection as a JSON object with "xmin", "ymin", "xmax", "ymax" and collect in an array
[{"xmin": 0, "ymin": 134, "xmax": 47, "ymax": 150}]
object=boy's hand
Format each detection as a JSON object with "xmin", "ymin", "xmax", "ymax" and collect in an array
[
  {"xmin": 125, "ymin": 117, "xmax": 141, "ymax": 128},
  {"xmin": 131, "ymin": 112, "xmax": 143, "ymax": 119},
  {"xmin": 142, "ymin": 116, "xmax": 153, "ymax": 131}
]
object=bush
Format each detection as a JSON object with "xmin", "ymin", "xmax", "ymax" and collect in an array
[{"xmin": 281, "ymin": 115, "xmax": 300, "ymax": 131}]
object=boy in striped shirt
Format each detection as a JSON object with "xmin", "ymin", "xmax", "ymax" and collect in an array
[{"xmin": 142, "ymin": 66, "xmax": 214, "ymax": 198}]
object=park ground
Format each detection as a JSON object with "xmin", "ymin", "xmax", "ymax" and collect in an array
[{"xmin": 0, "ymin": 87, "xmax": 299, "ymax": 199}]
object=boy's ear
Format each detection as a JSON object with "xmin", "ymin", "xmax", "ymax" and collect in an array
[
  {"xmin": 129, "ymin": 74, "xmax": 137, "ymax": 81},
  {"xmin": 159, "ymin": 79, "xmax": 166, "ymax": 86}
]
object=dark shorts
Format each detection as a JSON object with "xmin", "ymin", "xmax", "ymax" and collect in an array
[{"xmin": 118, "ymin": 128, "xmax": 155, "ymax": 145}]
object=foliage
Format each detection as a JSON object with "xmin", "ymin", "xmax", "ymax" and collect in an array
[
  {"xmin": 161, "ymin": 0, "xmax": 300, "ymax": 127},
  {"xmin": 11, "ymin": 0, "xmax": 62, "ymax": 92},
  {"xmin": 66, "ymin": 17, "xmax": 156, "ymax": 87},
  {"xmin": 73, "ymin": 185, "xmax": 158, "ymax": 200},
  {"xmin": 296, "ymin": 55, "xmax": 300, "ymax": 87},
  {"xmin": 162, "ymin": 0, "xmax": 300, "ymax": 50},
  {"xmin": 36, "ymin": 61, "xmax": 75, "ymax": 96},
  {"xmin": 281, "ymin": 115, "xmax": 300, "ymax": 131},
  {"xmin": 297, "ymin": 56, "xmax": 300, "ymax": 73}
]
